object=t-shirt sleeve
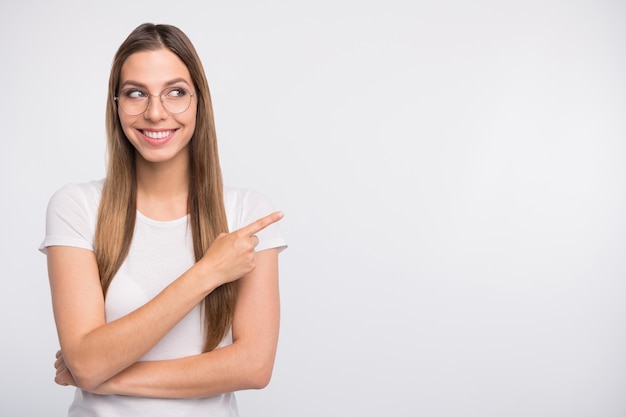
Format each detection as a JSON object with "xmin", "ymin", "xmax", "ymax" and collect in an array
[
  {"xmin": 236, "ymin": 188, "xmax": 288, "ymax": 253},
  {"xmin": 39, "ymin": 184, "xmax": 97, "ymax": 254}
]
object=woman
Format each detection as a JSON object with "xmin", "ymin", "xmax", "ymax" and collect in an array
[{"xmin": 40, "ymin": 23, "xmax": 286, "ymax": 416}]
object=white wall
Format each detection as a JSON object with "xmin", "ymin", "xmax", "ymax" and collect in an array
[{"xmin": 1, "ymin": 1, "xmax": 625, "ymax": 416}]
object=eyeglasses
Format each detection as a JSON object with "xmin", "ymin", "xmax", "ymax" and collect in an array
[{"xmin": 114, "ymin": 87, "xmax": 196, "ymax": 116}]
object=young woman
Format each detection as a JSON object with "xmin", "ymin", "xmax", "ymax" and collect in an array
[{"xmin": 40, "ymin": 23, "xmax": 286, "ymax": 416}]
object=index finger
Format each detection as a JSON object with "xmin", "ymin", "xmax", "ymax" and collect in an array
[{"xmin": 238, "ymin": 211, "xmax": 284, "ymax": 236}]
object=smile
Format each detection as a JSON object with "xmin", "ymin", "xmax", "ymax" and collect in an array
[{"xmin": 141, "ymin": 129, "xmax": 176, "ymax": 139}]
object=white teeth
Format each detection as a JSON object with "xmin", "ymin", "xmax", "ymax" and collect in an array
[{"xmin": 143, "ymin": 130, "xmax": 172, "ymax": 139}]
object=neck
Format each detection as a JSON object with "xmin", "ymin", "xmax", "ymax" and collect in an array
[{"xmin": 135, "ymin": 153, "xmax": 190, "ymax": 220}]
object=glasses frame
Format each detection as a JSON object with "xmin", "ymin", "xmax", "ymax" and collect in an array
[{"xmin": 114, "ymin": 87, "xmax": 196, "ymax": 116}]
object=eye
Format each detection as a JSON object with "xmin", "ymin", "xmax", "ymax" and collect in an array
[
  {"xmin": 165, "ymin": 87, "xmax": 188, "ymax": 98},
  {"xmin": 122, "ymin": 89, "xmax": 148, "ymax": 99}
]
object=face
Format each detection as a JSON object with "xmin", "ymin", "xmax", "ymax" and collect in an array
[{"xmin": 117, "ymin": 49, "xmax": 197, "ymax": 166}]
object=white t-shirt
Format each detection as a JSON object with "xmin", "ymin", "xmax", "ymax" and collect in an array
[{"xmin": 40, "ymin": 179, "xmax": 287, "ymax": 417}]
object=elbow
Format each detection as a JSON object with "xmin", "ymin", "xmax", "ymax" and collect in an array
[
  {"xmin": 249, "ymin": 370, "xmax": 272, "ymax": 390},
  {"xmin": 64, "ymin": 358, "xmax": 107, "ymax": 392},
  {"xmin": 247, "ymin": 371, "xmax": 272, "ymax": 390},
  {"xmin": 75, "ymin": 377, "xmax": 102, "ymax": 392},
  {"xmin": 71, "ymin": 368, "xmax": 104, "ymax": 392},
  {"xmin": 244, "ymin": 358, "xmax": 275, "ymax": 389}
]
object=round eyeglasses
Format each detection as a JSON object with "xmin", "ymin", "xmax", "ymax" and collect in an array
[{"xmin": 114, "ymin": 87, "xmax": 196, "ymax": 116}]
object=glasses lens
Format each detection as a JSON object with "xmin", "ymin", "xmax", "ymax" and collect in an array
[
  {"xmin": 162, "ymin": 88, "xmax": 192, "ymax": 114},
  {"xmin": 117, "ymin": 90, "xmax": 148, "ymax": 115}
]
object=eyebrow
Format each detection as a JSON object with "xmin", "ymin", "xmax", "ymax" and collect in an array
[{"xmin": 119, "ymin": 78, "xmax": 192, "ymax": 90}]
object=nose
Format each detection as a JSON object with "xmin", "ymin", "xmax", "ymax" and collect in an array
[{"xmin": 144, "ymin": 94, "xmax": 168, "ymax": 121}]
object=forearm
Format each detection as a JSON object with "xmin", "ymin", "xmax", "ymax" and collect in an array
[{"xmin": 97, "ymin": 341, "xmax": 277, "ymax": 398}]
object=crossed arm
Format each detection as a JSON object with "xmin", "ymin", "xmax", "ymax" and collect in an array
[{"xmin": 49, "ymin": 212, "xmax": 283, "ymax": 398}]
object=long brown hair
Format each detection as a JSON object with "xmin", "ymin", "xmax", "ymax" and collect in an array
[{"xmin": 95, "ymin": 23, "xmax": 233, "ymax": 352}]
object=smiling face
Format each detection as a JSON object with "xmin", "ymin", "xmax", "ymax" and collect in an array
[{"xmin": 117, "ymin": 48, "xmax": 197, "ymax": 167}]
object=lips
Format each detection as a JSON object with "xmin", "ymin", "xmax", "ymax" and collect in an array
[{"xmin": 139, "ymin": 129, "xmax": 177, "ymax": 145}]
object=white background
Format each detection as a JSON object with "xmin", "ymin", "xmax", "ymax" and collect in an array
[{"xmin": 1, "ymin": 1, "xmax": 625, "ymax": 416}]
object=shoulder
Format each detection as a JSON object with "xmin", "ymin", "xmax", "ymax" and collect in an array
[
  {"xmin": 223, "ymin": 186, "xmax": 278, "ymax": 229},
  {"xmin": 223, "ymin": 185, "xmax": 271, "ymax": 209},
  {"xmin": 48, "ymin": 179, "xmax": 104, "ymax": 210},
  {"xmin": 45, "ymin": 179, "xmax": 104, "ymax": 229},
  {"xmin": 223, "ymin": 185, "xmax": 287, "ymax": 251},
  {"xmin": 41, "ymin": 179, "xmax": 105, "ymax": 253}
]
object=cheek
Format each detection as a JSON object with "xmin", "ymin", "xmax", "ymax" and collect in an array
[
  {"xmin": 189, "ymin": 103, "xmax": 198, "ymax": 126},
  {"xmin": 118, "ymin": 113, "xmax": 133, "ymax": 134},
  {"xmin": 182, "ymin": 108, "xmax": 198, "ymax": 135}
]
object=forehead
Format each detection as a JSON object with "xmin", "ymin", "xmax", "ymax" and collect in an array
[{"xmin": 120, "ymin": 49, "xmax": 192, "ymax": 88}]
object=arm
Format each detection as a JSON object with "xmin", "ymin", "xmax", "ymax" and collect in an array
[
  {"xmin": 94, "ymin": 247, "xmax": 281, "ymax": 398},
  {"xmin": 48, "ymin": 245, "xmax": 213, "ymax": 391},
  {"xmin": 49, "ymin": 212, "xmax": 283, "ymax": 391}
]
